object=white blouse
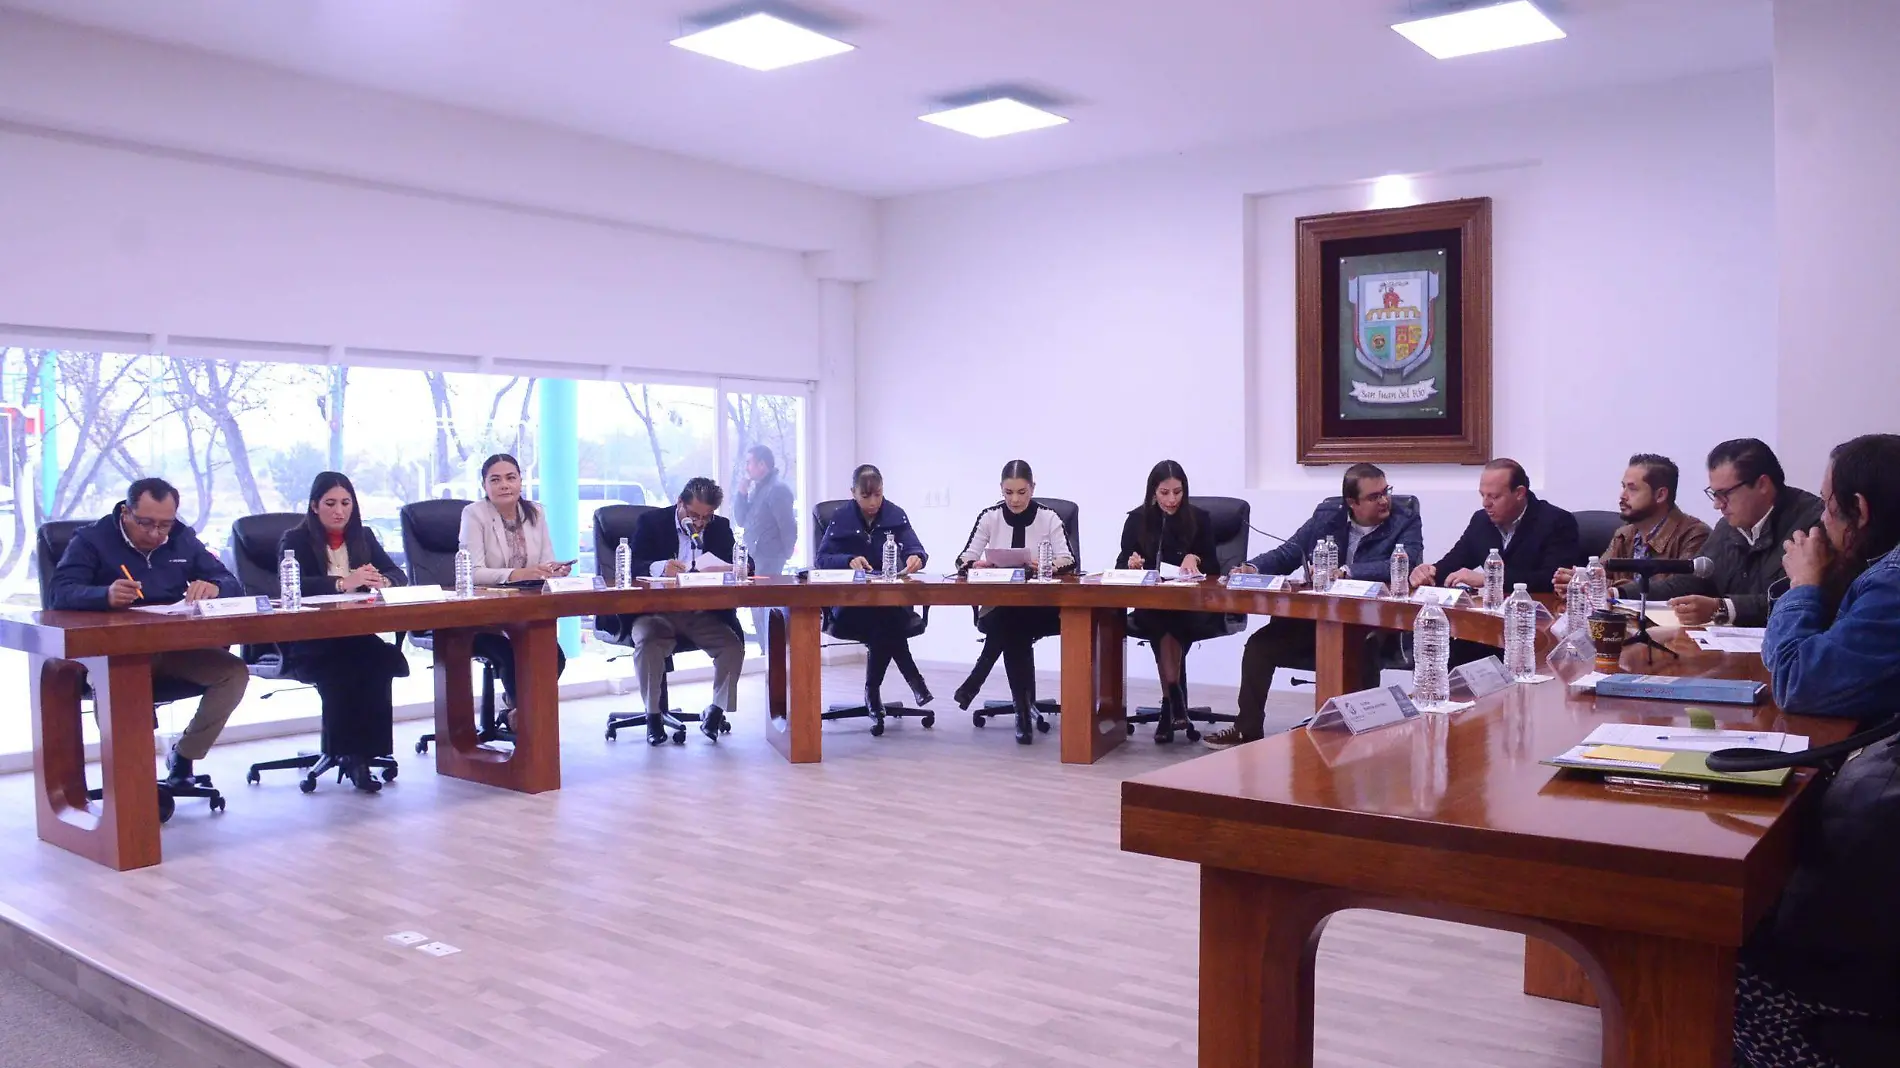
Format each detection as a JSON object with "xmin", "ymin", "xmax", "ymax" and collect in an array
[{"xmin": 957, "ymin": 502, "xmax": 1075, "ymax": 572}]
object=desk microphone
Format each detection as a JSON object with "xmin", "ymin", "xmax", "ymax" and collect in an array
[{"xmin": 1601, "ymin": 556, "xmax": 1713, "ymax": 578}]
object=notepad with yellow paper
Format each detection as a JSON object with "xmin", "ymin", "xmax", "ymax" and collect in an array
[{"xmin": 1543, "ymin": 724, "xmax": 1805, "ymax": 789}]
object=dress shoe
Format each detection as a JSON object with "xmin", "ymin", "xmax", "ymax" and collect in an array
[
  {"xmin": 699, "ymin": 706, "xmax": 728, "ymax": 742},
  {"xmin": 646, "ymin": 717, "xmax": 670, "ymax": 746},
  {"xmin": 164, "ymin": 747, "xmax": 196, "ymax": 786},
  {"xmin": 953, "ymin": 677, "xmax": 982, "ymax": 711},
  {"xmin": 345, "ymin": 757, "xmax": 382, "ymax": 793}
]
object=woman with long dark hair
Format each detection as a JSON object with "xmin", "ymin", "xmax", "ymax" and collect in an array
[
  {"xmin": 953, "ymin": 460, "xmax": 1074, "ymax": 744},
  {"xmin": 815, "ymin": 464, "xmax": 931, "ymax": 729},
  {"xmin": 458, "ymin": 453, "xmax": 569, "ymax": 715},
  {"xmin": 276, "ymin": 471, "xmax": 411, "ymax": 792},
  {"xmin": 1118, "ymin": 459, "xmax": 1225, "ymax": 743},
  {"xmin": 1735, "ymin": 433, "xmax": 1900, "ymax": 1067}
]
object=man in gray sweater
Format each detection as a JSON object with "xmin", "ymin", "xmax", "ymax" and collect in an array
[{"xmin": 732, "ymin": 444, "xmax": 797, "ymax": 648}]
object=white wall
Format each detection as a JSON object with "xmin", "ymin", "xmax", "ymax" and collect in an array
[
  {"xmin": 1773, "ymin": 0, "xmax": 1900, "ymax": 480},
  {"xmin": 860, "ymin": 68, "xmax": 1775, "ymax": 686}
]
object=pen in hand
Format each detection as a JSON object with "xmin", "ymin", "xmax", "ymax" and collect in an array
[{"xmin": 119, "ymin": 565, "xmax": 143, "ymax": 595}]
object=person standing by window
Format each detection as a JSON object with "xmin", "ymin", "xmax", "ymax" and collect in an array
[{"xmin": 733, "ymin": 444, "xmax": 796, "ymax": 648}]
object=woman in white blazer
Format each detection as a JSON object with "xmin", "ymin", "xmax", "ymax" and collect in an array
[
  {"xmin": 954, "ymin": 460, "xmax": 1074, "ymax": 745},
  {"xmin": 459, "ymin": 453, "xmax": 569, "ymax": 712}
]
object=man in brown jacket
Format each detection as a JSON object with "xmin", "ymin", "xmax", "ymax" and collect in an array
[{"xmin": 1556, "ymin": 453, "xmax": 1711, "ymax": 595}]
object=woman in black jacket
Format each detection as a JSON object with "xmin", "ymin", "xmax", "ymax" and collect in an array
[
  {"xmin": 277, "ymin": 471, "xmax": 411, "ymax": 792},
  {"xmin": 1119, "ymin": 459, "xmax": 1225, "ymax": 744}
]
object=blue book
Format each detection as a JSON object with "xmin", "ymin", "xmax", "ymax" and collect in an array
[{"xmin": 1594, "ymin": 674, "xmax": 1766, "ymax": 705}]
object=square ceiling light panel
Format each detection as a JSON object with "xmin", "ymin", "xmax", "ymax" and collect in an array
[
  {"xmin": 919, "ymin": 98, "xmax": 1069, "ymax": 139},
  {"xmin": 670, "ymin": 12, "xmax": 854, "ymax": 71},
  {"xmin": 1392, "ymin": 1, "xmax": 1566, "ymax": 60}
]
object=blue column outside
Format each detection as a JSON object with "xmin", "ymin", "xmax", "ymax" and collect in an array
[
  {"xmin": 537, "ymin": 378, "xmax": 580, "ymax": 656},
  {"xmin": 38, "ymin": 356, "xmax": 57, "ymax": 517}
]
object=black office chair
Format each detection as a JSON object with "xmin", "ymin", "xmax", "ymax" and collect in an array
[
  {"xmin": 398, "ymin": 499, "xmax": 508, "ymax": 755},
  {"xmin": 593, "ymin": 504, "xmax": 728, "ymax": 745},
  {"xmin": 1572, "ymin": 509, "xmax": 1622, "ymax": 566},
  {"xmin": 34, "ymin": 521, "xmax": 225, "ymax": 822},
  {"xmin": 1126, "ymin": 496, "xmax": 1250, "ymax": 742},
  {"xmin": 969, "ymin": 497, "xmax": 1080, "ymax": 735},
  {"xmin": 810, "ymin": 499, "xmax": 934, "ymax": 736},
  {"xmin": 235, "ymin": 514, "xmax": 402, "ymax": 793}
]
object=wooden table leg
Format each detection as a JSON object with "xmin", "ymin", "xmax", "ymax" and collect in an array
[
  {"xmin": 1524, "ymin": 937, "xmax": 1599, "ymax": 1006},
  {"xmin": 31, "ymin": 654, "xmax": 162, "ymax": 871},
  {"xmin": 1561, "ymin": 924, "xmax": 1736, "ymax": 1068},
  {"xmin": 1061, "ymin": 606, "xmax": 1126, "ymax": 764},
  {"xmin": 1199, "ymin": 867, "xmax": 1336, "ymax": 1068},
  {"xmin": 1313, "ymin": 620, "xmax": 1373, "ymax": 706},
  {"xmin": 767, "ymin": 605, "xmax": 822, "ymax": 764},
  {"xmin": 431, "ymin": 623, "xmax": 560, "ymax": 793}
]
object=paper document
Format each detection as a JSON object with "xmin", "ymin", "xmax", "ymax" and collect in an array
[
  {"xmin": 1157, "ymin": 562, "xmax": 1207, "ymax": 582},
  {"xmin": 1691, "ymin": 628, "xmax": 1765, "ymax": 654},
  {"xmin": 1583, "ymin": 722, "xmax": 1807, "ymax": 754},
  {"xmin": 982, "ymin": 547, "xmax": 1034, "ymax": 568},
  {"xmin": 1581, "ymin": 745, "xmax": 1672, "ymax": 769},
  {"xmin": 130, "ymin": 602, "xmax": 194, "ymax": 616},
  {"xmin": 1623, "ymin": 604, "xmax": 1681, "ymax": 629},
  {"xmin": 301, "ymin": 592, "xmax": 380, "ymax": 605},
  {"xmin": 693, "ymin": 554, "xmax": 732, "ymax": 572}
]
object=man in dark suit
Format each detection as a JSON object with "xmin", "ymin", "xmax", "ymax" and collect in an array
[
  {"xmin": 625, "ymin": 477, "xmax": 745, "ymax": 744},
  {"xmin": 1204, "ymin": 463, "xmax": 1425, "ymax": 749},
  {"xmin": 1410, "ymin": 458, "xmax": 1580, "ymax": 594}
]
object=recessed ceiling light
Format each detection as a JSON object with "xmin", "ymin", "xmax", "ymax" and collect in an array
[
  {"xmin": 919, "ymin": 98, "xmax": 1069, "ymax": 139},
  {"xmin": 669, "ymin": 12, "xmax": 853, "ymax": 71},
  {"xmin": 1392, "ymin": 1, "xmax": 1565, "ymax": 60}
]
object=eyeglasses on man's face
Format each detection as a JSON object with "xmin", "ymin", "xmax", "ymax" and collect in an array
[
  {"xmin": 1704, "ymin": 481, "xmax": 1750, "ymax": 506},
  {"xmin": 128, "ymin": 515, "xmax": 176, "ymax": 534},
  {"xmin": 1357, "ymin": 487, "xmax": 1395, "ymax": 504}
]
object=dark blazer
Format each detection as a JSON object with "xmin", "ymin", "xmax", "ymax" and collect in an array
[
  {"xmin": 733, "ymin": 473, "xmax": 797, "ymax": 566},
  {"xmin": 816, "ymin": 502, "xmax": 927, "ymax": 571},
  {"xmin": 1430, "ymin": 493, "xmax": 1580, "ymax": 593},
  {"xmin": 1116, "ymin": 504, "xmax": 1223, "ymax": 575},
  {"xmin": 52, "ymin": 505, "xmax": 241, "ymax": 610},
  {"xmin": 624, "ymin": 505, "xmax": 742, "ymax": 635},
  {"xmin": 1248, "ymin": 497, "xmax": 1425, "ymax": 582},
  {"xmin": 1647, "ymin": 486, "xmax": 1825, "ymax": 627},
  {"xmin": 277, "ymin": 521, "xmax": 408, "ymax": 599}
]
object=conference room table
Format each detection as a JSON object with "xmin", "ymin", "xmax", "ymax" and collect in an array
[
  {"xmin": 1121, "ymin": 631, "xmax": 1855, "ymax": 1068},
  {"xmin": 3, "ymin": 573, "xmax": 1508, "ymax": 870}
]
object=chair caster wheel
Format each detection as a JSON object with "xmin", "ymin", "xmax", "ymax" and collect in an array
[
  {"xmin": 647, "ymin": 733, "xmax": 667, "ymax": 748},
  {"xmin": 414, "ymin": 739, "xmax": 429, "ymax": 755},
  {"xmin": 870, "ymin": 721, "xmax": 886, "ymax": 738},
  {"xmin": 246, "ymin": 769, "xmax": 260, "ymax": 785},
  {"xmin": 157, "ymin": 792, "xmax": 176, "ymax": 824},
  {"xmin": 720, "ymin": 720, "xmax": 733, "ymax": 735},
  {"xmin": 1126, "ymin": 723, "xmax": 1136, "ymax": 736},
  {"xmin": 1036, "ymin": 717, "xmax": 1051, "ymax": 734},
  {"xmin": 298, "ymin": 776, "xmax": 317, "ymax": 794},
  {"xmin": 972, "ymin": 712, "xmax": 986, "ymax": 727},
  {"xmin": 381, "ymin": 765, "xmax": 398, "ymax": 782},
  {"xmin": 210, "ymin": 796, "xmax": 226, "ymax": 814},
  {"xmin": 606, "ymin": 726, "xmax": 618, "ymax": 741},
  {"xmin": 1185, "ymin": 726, "xmax": 1202, "ymax": 742},
  {"xmin": 921, "ymin": 712, "xmax": 935, "ymax": 729},
  {"xmin": 673, "ymin": 730, "xmax": 687, "ymax": 745}
]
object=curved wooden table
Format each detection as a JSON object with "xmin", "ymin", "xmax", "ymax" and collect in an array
[
  {"xmin": 1, "ymin": 576, "xmax": 1504, "ymax": 869},
  {"xmin": 1120, "ymin": 633, "xmax": 1855, "ymax": 1068}
]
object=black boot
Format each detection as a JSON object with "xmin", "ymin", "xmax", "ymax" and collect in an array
[
  {"xmin": 893, "ymin": 643, "xmax": 932, "ymax": 707},
  {"xmin": 955, "ymin": 640, "xmax": 1003, "ymax": 710},
  {"xmin": 345, "ymin": 756, "xmax": 383, "ymax": 793},
  {"xmin": 165, "ymin": 747, "xmax": 195, "ymax": 786},
  {"xmin": 646, "ymin": 713, "xmax": 670, "ymax": 747},
  {"xmin": 699, "ymin": 706, "xmax": 727, "ymax": 742},
  {"xmin": 865, "ymin": 646, "xmax": 892, "ymax": 732},
  {"xmin": 1154, "ymin": 686, "xmax": 1177, "ymax": 744},
  {"xmin": 1004, "ymin": 644, "xmax": 1036, "ymax": 744}
]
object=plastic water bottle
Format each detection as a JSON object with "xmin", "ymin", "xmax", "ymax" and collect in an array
[
  {"xmin": 1585, "ymin": 555, "xmax": 1610, "ymax": 612},
  {"xmin": 1482, "ymin": 547, "xmax": 1506, "ymax": 610},
  {"xmin": 614, "ymin": 539, "xmax": 632, "ymax": 589},
  {"xmin": 1413, "ymin": 602, "xmax": 1451, "ymax": 711},
  {"xmin": 454, "ymin": 547, "xmax": 474, "ymax": 598},
  {"xmin": 1312, "ymin": 537, "xmax": 1334, "ymax": 593},
  {"xmin": 881, "ymin": 532, "xmax": 899, "ymax": 580},
  {"xmin": 1504, "ymin": 583, "xmax": 1538, "ymax": 681},
  {"xmin": 278, "ymin": 549, "xmax": 301, "ymax": 611},
  {"xmin": 1037, "ymin": 540, "xmax": 1055, "ymax": 582},
  {"xmin": 733, "ymin": 544, "xmax": 749, "ymax": 583},
  {"xmin": 1389, "ymin": 545, "xmax": 1410, "ymax": 599},
  {"xmin": 1564, "ymin": 568, "xmax": 1590, "ymax": 633}
]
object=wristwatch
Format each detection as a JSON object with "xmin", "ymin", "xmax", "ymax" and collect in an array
[{"xmin": 1713, "ymin": 600, "xmax": 1734, "ymax": 626}]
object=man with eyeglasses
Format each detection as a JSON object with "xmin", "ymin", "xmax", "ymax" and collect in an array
[
  {"xmin": 49, "ymin": 477, "xmax": 250, "ymax": 787},
  {"xmin": 1646, "ymin": 438, "xmax": 1823, "ymax": 626},
  {"xmin": 1203, "ymin": 463, "xmax": 1423, "ymax": 750},
  {"xmin": 1554, "ymin": 453, "xmax": 1711, "ymax": 597}
]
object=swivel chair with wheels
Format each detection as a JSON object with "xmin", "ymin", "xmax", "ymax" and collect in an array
[
  {"xmin": 229, "ymin": 513, "xmax": 401, "ymax": 792},
  {"xmin": 967, "ymin": 497, "xmax": 1080, "ymax": 736},
  {"xmin": 1125, "ymin": 495, "xmax": 1250, "ymax": 742},
  {"xmin": 810, "ymin": 500, "xmax": 934, "ymax": 736},
  {"xmin": 1571, "ymin": 510, "xmax": 1623, "ymax": 566},
  {"xmin": 398, "ymin": 499, "xmax": 508, "ymax": 755},
  {"xmin": 35, "ymin": 522, "xmax": 225, "ymax": 821},
  {"xmin": 592, "ymin": 504, "xmax": 728, "ymax": 745}
]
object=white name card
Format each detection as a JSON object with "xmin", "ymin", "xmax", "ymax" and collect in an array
[
  {"xmin": 544, "ymin": 575, "xmax": 604, "ymax": 594},
  {"xmin": 1307, "ymin": 684, "xmax": 1421, "ymax": 735},
  {"xmin": 380, "ymin": 585, "xmax": 447, "ymax": 605},
  {"xmin": 1324, "ymin": 579, "xmax": 1385, "ymax": 598},
  {"xmin": 196, "ymin": 595, "xmax": 268, "ymax": 618},
  {"xmin": 1450, "ymin": 655, "xmax": 1513, "ymax": 699},
  {"xmin": 1102, "ymin": 569, "xmax": 1157, "ymax": 586},
  {"xmin": 967, "ymin": 568, "xmax": 1025, "ymax": 584},
  {"xmin": 1226, "ymin": 573, "xmax": 1287, "ymax": 592},
  {"xmin": 677, "ymin": 571, "xmax": 732, "ymax": 588},
  {"xmin": 1412, "ymin": 586, "xmax": 1467, "ymax": 607},
  {"xmin": 807, "ymin": 569, "xmax": 864, "ymax": 584}
]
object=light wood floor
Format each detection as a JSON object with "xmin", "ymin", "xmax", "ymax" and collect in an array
[{"xmin": 0, "ymin": 662, "xmax": 1598, "ymax": 1067}]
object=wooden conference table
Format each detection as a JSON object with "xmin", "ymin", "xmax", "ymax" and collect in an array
[
  {"xmin": 1122, "ymin": 633, "xmax": 1855, "ymax": 1068},
  {"xmin": 3, "ymin": 575, "xmax": 1506, "ymax": 870}
]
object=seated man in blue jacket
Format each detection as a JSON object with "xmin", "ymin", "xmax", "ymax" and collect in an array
[
  {"xmin": 50, "ymin": 477, "xmax": 250, "ymax": 785},
  {"xmin": 623, "ymin": 477, "xmax": 745, "ymax": 744},
  {"xmin": 1203, "ymin": 463, "xmax": 1424, "ymax": 749}
]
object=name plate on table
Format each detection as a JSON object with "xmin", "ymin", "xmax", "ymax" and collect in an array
[
  {"xmin": 1451, "ymin": 655, "xmax": 1513, "ymax": 699},
  {"xmin": 1307, "ymin": 684, "xmax": 1422, "ymax": 735},
  {"xmin": 1101, "ymin": 569, "xmax": 1158, "ymax": 586},
  {"xmin": 196, "ymin": 595, "xmax": 269, "ymax": 618},
  {"xmin": 1412, "ymin": 586, "xmax": 1467, "ymax": 607},
  {"xmin": 1226, "ymin": 573, "xmax": 1287, "ymax": 592},
  {"xmin": 380, "ymin": 585, "xmax": 447, "ymax": 605},
  {"xmin": 1323, "ymin": 579, "xmax": 1386, "ymax": 598},
  {"xmin": 677, "ymin": 571, "xmax": 734, "ymax": 588},
  {"xmin": 966, "ymin": 568, "xmax": 1025, "ymax": 584},
  {"xmin": 544, "ymin": 575, "xmax": 605, "ymax": 593},
  {"xmin": 807, "ymin": 569, "xmax": 865, "ymax": 584}
]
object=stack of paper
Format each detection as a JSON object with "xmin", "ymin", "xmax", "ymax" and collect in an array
[
  {"xmin": 1545, "ymin": 723, "xmax": 1807, "ymax": 787},
  {"xmin": 1691, "ymin": 626, "xmax": 1767, "ymax": 654}
]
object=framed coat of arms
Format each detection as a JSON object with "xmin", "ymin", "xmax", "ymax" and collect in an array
[{"xmin": 1295, "ymin": 197, "xmax": 1492, "ymax": 465}]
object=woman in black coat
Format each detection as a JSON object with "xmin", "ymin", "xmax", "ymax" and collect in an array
[
  {"xmin": 277, "ymin": 471, "xmax": 411, "ymax": 792},
  {"xmin": 1118, "ymin": 459, "xmax": 1226, "ymax": 743}
]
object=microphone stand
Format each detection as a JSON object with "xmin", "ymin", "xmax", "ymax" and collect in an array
[{"xmin": 1623, "ymin": 570, "xmax": 1679, "ymax": 664}]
